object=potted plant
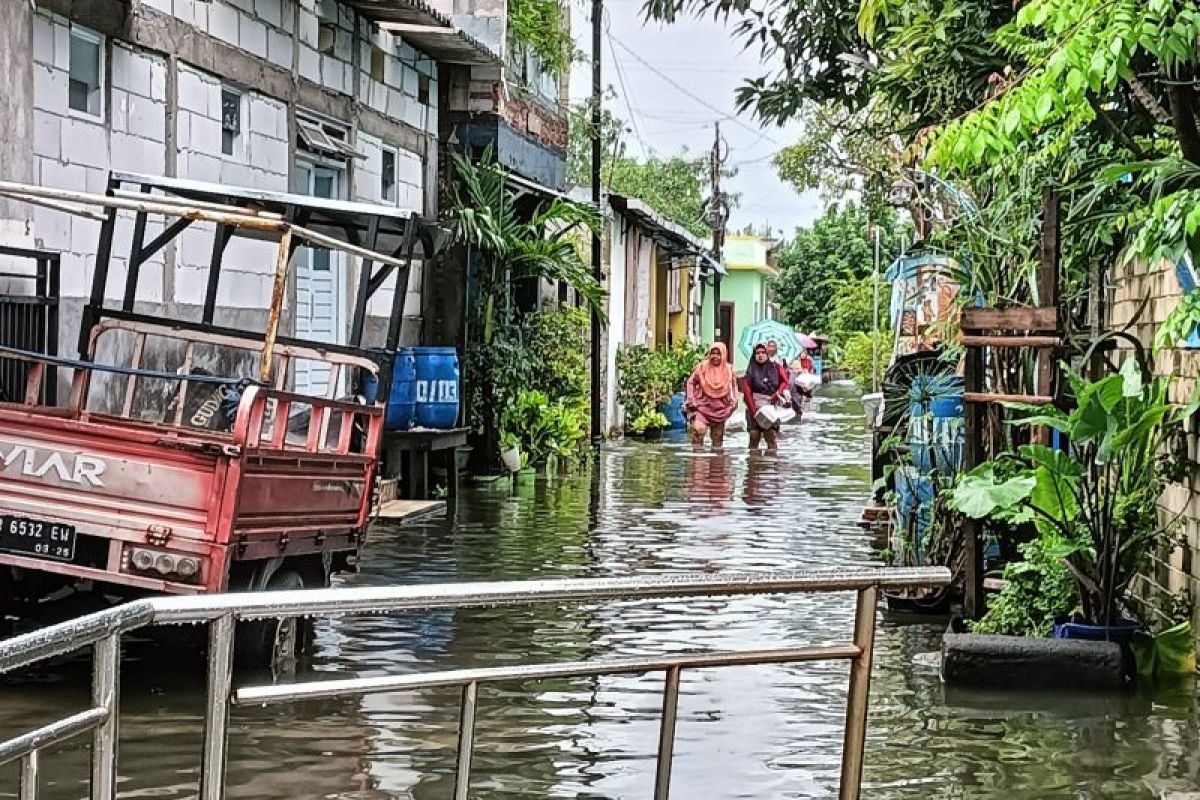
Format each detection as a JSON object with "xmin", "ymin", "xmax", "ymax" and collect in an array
[
  {"xmin": 950, "ymin": 358, "xmax": 1197, "ymax": 641},
  {"xmin": 499, "ymin": 431, "xmax": 523, "ymax": 473},
  {"xmin": 629, "ymin": 409, "xmax": 669, "ymax": 439}
]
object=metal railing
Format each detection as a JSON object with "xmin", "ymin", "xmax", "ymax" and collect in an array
[{"xmin": 0, "ymin": 567, "xmax": 950, "ymax": 800}]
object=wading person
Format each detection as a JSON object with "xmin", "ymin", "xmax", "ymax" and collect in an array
[
  {"xmin": 685, "ymin": 343, "xmax": 738, "ymax": 447},
  {"xmin": 790, "ymin": 350, "xmax": 817, "ymax": 416},
  {"xmin": 743, "ymin": 343, "xmax": 789, "ymax": 450}
]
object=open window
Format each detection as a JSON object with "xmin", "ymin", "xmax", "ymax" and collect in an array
[
  {"xmin": 68, "ymin": 25, "xmax": 104, "ymax": 118},
  {"xmin": 380, "ymin": 146, "xmax": 397, "ymax": 203},
  {"xmin": 220, "ymin": 87, "xmax": 242, "ymax": 156},
  {"xmin": 296, "ymin": 116, "xmax": 363, "ymax": 161}
]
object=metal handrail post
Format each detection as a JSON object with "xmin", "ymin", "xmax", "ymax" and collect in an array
[
  {"xmin": 838, "ymin": 586, "xmax": 879, "ymax": 799},
  {"xmin": 200, "ymin": 615, "xmax": 236, "ymax": 800},
  {"xmin": 653, "ymin": 666, "xmax": 682, "ymax": 800},
  {"xmin": 20, "ymin": 750, "xmax": 38, "ymax": 800},
  {"xmin": 90, "ymin": 633, "xmax": 119, "ymax": 800},
  {"xmin": 453, "ymin": 681, "xmax": 479, "ymax": 800}
]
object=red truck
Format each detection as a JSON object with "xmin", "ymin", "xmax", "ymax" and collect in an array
[{"xmin": 0, "ymin": 173, "xmax": 435, "ymax": 665}]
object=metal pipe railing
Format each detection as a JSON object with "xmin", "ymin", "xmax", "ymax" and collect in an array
[{"xmin": 0, "ymin": 567, "xmax": 950, "ymax": 800}]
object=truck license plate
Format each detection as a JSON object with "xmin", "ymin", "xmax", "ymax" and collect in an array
[{"xmin": 0, "ymin": 516, "xmax": 76, "ymax": 562}]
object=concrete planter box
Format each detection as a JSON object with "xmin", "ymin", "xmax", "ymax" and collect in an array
[{"xmin": 941, "ymin": 631, "xmax": 1132, "ymax": 692}]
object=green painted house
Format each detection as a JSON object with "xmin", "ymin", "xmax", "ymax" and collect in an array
[{"xmin": 701, "ymin": 234, "xmax": 780, "ymax": 371}]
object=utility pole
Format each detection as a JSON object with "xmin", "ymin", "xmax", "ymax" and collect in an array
[
  {"xmin": 871, "ymin": 225, "xmax": 881, "ymax": 393},
  {"xmin": 589, "ymin": 0, "xmax": 603, "ymax": 445},
  {"xmin": 709, "ymin": 122, "xmax": 728, "ymax": 346}
]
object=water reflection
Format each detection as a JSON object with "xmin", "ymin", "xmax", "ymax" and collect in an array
[{"xmin": 0, "ymin": 388, "xmax": 1197, "ymax": 798}]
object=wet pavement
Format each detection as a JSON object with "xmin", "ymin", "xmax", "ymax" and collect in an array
[{"xmin": 2, "ymin": 385, "xmax": 1199, "ymax": 798}]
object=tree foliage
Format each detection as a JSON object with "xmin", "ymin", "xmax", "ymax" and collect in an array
[
  {"xmin": 508, "ymin": 0, "xmax": 576, "ymax": 77},
  {"xmin": 772, "ymin": 203, "xmax": 903, "ymax": 334},
  {"xmin": 567, "ymin": 104, "xmax": 712, "ymax": 238}
]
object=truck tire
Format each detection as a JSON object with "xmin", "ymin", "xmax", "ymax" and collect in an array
[{"xmin": 234, "ymin": 569, "xmax": 309, "ymax": 671}]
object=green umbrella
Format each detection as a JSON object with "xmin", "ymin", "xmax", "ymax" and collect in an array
[{"xmin": 738, "ymin": 319, "xmax": 803, "ymax": 362}]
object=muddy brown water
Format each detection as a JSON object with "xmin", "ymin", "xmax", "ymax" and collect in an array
[{"xmin": 1, "ymin": 387, "xmax": 1198, "ymax": 798}]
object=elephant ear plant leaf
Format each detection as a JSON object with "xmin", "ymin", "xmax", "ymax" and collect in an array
[{"xmin": 949, "ymin": 359, "xmax": 1198, "ymax": 629}]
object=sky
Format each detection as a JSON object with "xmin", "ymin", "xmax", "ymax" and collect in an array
[{"xmin": 567, "ymin": 0, "xmax": 826, "ymax": 239}]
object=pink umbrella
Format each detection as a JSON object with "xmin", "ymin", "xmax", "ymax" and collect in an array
[{"xmin": 796, "ymin": 332, "xmax": 818, "ymax": 349}]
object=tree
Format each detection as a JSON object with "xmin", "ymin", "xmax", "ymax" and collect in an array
[
  {"xmin": 566, "ymin": 103, "xmax": 714, "ymax": 239},
  {"xmin": 450, "ymin": 149, "xmax": 604, "ymax": 344},
  {"xmin": 772, "ymin": 203, "xmax": 903, "ymax": 334}
]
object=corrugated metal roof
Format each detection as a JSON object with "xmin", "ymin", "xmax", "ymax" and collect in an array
[
  {"xmin": 608, "ymin": 193, "xmax": 712, "ymax": 259},
  {"xmin": 356, "ymin": 0, "xmax": 501, "ymax": 66}
]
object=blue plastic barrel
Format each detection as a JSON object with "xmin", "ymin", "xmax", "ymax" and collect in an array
[
  {"xmin": 660, "ymin": 392, "xmax": 687, "ymax": 430},
  {"xmin": 362, "ymin": 351, "xmax": 418, "ymax": 431},
  {"xmin": 411, "ymin": 347, "xmax": 460, "ymax": 429}
]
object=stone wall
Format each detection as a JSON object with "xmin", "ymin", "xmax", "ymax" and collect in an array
[{"xmin": 1108, "ymin": 259, "xmax": 1200, "ymax": 628}]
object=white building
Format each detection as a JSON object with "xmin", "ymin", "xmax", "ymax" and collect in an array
[{"xmin": 0, "ymin": 0, "xmax": 497, "ymax": 395}]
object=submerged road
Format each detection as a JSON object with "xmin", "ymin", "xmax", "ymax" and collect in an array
[{"xmin": 1, "ymin": 386, "xmax": 1197, "ymax": 798}]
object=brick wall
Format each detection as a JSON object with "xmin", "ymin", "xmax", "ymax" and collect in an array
[{"xmin": 1108, "ymin": 260, "xmax": 1200, "ymax": 627}]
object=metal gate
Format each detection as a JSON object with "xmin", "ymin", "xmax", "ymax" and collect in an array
[{"xmin": 0, "ymin": 246, "xmax": 59, "ymax": 404}]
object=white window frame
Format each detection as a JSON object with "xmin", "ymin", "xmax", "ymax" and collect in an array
[
  {"xmin": 67, "ymin": 24, "xmax": 105, "ymax": 120},
  {"xmin": 380, "ymin": 145, "xmax": 397, "ymax": 203}
]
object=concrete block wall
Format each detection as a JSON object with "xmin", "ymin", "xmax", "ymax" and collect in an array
[
  {"xmin": 175, "ymin": 64, "xmax": 288, "ymax": 310},
  {"xmin": 1109, "ymin": 259, "xmax": 1200, "ymax": 630},
  {"xmin": 23, "ymin": 0, "xmax": 440, "ymax": 368},
  {"xmin": 31, "ymin": 16, "xmax": 169, "ymax": 304}
]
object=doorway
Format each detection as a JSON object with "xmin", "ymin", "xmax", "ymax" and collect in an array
[
  {"xmin": 294, "ymin": 162, "xmax": 345, "ymax": 396},
  {"xmin": 718, "ymin": 302, "xmax": 735, "ymax": 357}
]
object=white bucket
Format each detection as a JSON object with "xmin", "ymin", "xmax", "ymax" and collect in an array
[
  {"xmin": 500, "ymin": 446, "xmax": 522, "ymax": 473},
  {"xmin": 861, "ymin": 392, "xmax": 884, "ymax": 427}
]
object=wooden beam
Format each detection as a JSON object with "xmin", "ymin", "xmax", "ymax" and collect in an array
[
  {"xmin": 963, "ymin": 392, "xmax": 1055, "ymax": 405},
  {"xmin": 960, "ymin": 307, "xmax": 1059, "ymax": 333},
  {"xmin": 959, "ymin": 335, "xmax": 1061, "ymax": 348}
]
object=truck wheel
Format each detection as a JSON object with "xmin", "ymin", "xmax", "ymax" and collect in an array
[{"xmin": 235, "ymin": 569, "xmax": 309, "ymax": 672}]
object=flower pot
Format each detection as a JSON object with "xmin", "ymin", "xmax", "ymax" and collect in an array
[
  {"xmin": 639, "ymin": 427, "xmax": 663, "ymax": 441},
  {"xmin": 1053, "ymin": 618, "xmax": 1141, "ymax": 644},
  {"xmin": 499, "ymin": 446, "xmax": 522, "ymax": 473}
]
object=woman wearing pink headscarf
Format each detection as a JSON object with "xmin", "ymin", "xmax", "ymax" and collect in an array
[{"xmin": 685, "ymin": 342, "xmax": 738, "ymax": 446}]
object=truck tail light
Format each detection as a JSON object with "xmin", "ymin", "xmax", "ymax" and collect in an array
[{"xmin": 126, "ymin": 547, "xmax": 202, "ymax": 583}]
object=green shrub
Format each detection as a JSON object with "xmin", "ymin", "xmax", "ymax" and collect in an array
[
  {"xmin": 500, "ymin": 389, "xmax": 588, "ymax": 465},
  {"xmin": 839, "ymin": 330, "xmax": 893, "ymax": 387},
  {"xmin": 526, "ymin": 307, "xmax": 589, "ymax": 405},
  {"xmin": 616, "ymin": 342, "xmax": 705, "ymax": 429},
  {"xmin": 970, "ymin": 538, "xmax": 1079, "ymax": 637}
]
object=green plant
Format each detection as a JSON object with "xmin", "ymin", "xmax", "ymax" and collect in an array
[
  {"xmin": 839, "ymin": 330, "xmax": 894, "ymax": 388},
  {"xmin": 508, "ymin": 0, "xmax": 575, "ymax": 77},
  {"xmin": 629, "ymin": 410, "xmax": 669, "ymax": 434},
  {"xmin": 1154, "ymin": 289, "xmax": 1200, "ymax": 351},
  {"xmin": 950, "ymin": 357, "xmax": 1199, "ymax": 626},
  {"xmin": 450, "ymin": 149, "xmax": 604, "ymax": 346},
  {"xmin": 526, "ymin": 307, "xmax": 590, "ymax": 405},
  {"xmin": 500, "ymin": 389, "xmax": 588, "ymax": 466},
  {"xmin": 971, "ymin": 538, "xmax": 1079, "ymax": 637},
  {"xmin": 1132, "ymin": 621, "xmax": 1197, "ymax": 678},
  {"xmin": 615, "ymin": 343, "xmax": 702, "ymax": 430}
]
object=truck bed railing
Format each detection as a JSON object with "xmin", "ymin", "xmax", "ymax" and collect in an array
[
  {"xmin": 0, "ymin": 567, "xmax": 951, "ymax": 800},
  {"xmin": 0, "ymin": 347, "xmax": 382, "ymax": 457}
]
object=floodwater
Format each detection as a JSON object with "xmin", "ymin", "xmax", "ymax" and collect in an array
[{"xmin": 2, "ymin": 386, "xmax": 1199, "ymax": 799}]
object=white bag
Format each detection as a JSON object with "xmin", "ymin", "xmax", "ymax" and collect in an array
[
  {"xmin": 755, "ymin": 404, "xmax": 796, "ymax": 428},
  {"xmin": 795, "ymin": 373, "xmax": 821, "ymax": 392}
]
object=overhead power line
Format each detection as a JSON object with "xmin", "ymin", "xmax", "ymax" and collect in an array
[
  {"xmin": 605, "ymin": 30, "xmax": 653, "ymax": 157},
  {"xmin": 608, "ymin": 38, "xmax": 784, "ymax": 147}
]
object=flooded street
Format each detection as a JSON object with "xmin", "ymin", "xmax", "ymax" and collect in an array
[{"xmin": 2, "ymin": 388, "xmax": 1199, "ymax": 798}]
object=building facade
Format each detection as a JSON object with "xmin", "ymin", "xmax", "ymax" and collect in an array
[
  {"xmin": 1110, "ymin": 258, "xmax": 1200, "ymax": 638},
  {"xmin": 0, "ymin": 0, "xmax": 518, "ymax": 396},
  {"xmin": 601, "ymin": 193, "xmax": 709, "ymax": 435},
  {"xmin": 701, "ymin": 233, "xmax": 780, "ymax": 372}
]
